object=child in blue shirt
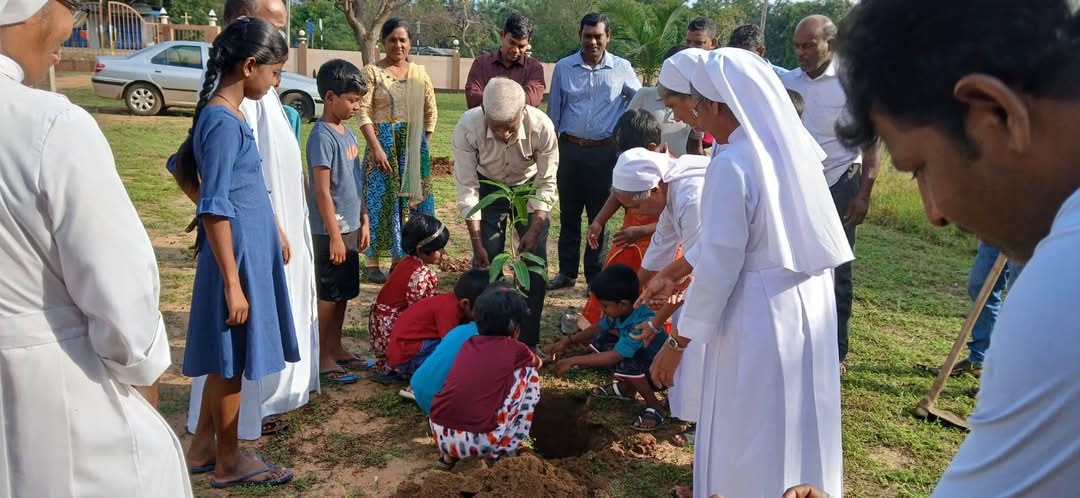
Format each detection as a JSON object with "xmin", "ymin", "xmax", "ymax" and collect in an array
[{"xmin": 549, "ymin": 264, "xmax": 667, "ymax": 431}]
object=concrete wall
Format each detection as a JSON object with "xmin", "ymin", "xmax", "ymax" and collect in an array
[
  {"xmin": 59, "ymin": 45, "xmax": 559, "ymax": 93},
  {"xmin": 293, "ymin": 48, "xmax": 558, "ymax": 94}
]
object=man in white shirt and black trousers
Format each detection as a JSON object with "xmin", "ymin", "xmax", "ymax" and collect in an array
[{"xmin": 782, "ymin": 14, "xmax": 881, "ymax": 375}]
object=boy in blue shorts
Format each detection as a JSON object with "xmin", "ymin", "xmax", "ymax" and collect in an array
[
  {"xmin": 549, "ymin": 264, "xmax": 667, "ymax": 431},
  {"xmin": 308, "ymin": 59, "xmax": 370, "ymax": 384}
]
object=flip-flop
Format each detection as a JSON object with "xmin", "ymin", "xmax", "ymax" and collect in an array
[
  {"xmin": 188, "ymin": 461, "xmax": 215, "ymax": 475},
  {"xmin": 434, "ymin": 456, "xmax": 457, "ymax": 470},
  {"xmin": 337, "ymin": 356, "xmax": 375, "ymax": 371},
  {"xmin": 261, "ymin": 416, "xmax": 289, "ymax": 436},
  {"xmin": 398, "ymin": 388, "xmax": 416, "ymax": 401},
  {"xmin": 210, "ymin": 466, "xmax": 294, "ymax": 489},
  {"xmin": 320, "ymin": 370, "xmax": 358, "ymax": 384}
]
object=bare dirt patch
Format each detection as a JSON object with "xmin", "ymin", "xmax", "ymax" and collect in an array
[{"xmin": 431, "ymin": 156, "xmax": 453, "ymax": 177}]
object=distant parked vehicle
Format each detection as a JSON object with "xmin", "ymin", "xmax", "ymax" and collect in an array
[{"xmin": 92, "ymin": 40, "xmax": 323, "ymax": 119}]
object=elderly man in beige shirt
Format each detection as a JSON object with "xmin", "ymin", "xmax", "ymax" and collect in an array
[{"xmin": 453, "ymin": 77, "xmax": 558, "ymax": 352}]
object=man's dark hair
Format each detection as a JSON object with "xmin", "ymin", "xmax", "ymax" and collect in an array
[
  {"xmin": 663, "ymin": 45, "xmax": 684, "ymax": 61},
  {"xmin": 614, "ymin": 109, "xmax": 661, "ymax": 153},
  {"xmin": 315, "ymin": 58, "xmax": 367, "ymax": 100},
  {"xmin": 728, "ymin": 23, "xmax": 764, "ymax": 51},
  {"xmin": 580, "ymin": 12, "xmax": 611, "ymax": 34},
  {"xmin": 453, "ymin": 270, "xmax": 491, "ymax": 306},
  {"xmin": 504, "ymin": 14, "xmax": 533, "ymax": 39},
  {"xmin": 836, "ymin": 0, "xmax": 1080, "ymax": 153},
  {"xmin": 787, "ymin": 89, "xmax": 805, "ymax": 117},
  {"xmin": 474, "ymin": 285, "xmax": 530, "ymax": 337},
  {"xmin": 223, "ymin": 0, "xmax": 258, "ymax": 24},
  {"xmin": 687, "ymin": 16, "xmax": 717, "ymax": 37},
  {"xmin": 589, "ymin": 264, "xmax": 640, "ymax": 303}
]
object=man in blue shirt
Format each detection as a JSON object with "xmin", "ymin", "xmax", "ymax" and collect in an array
[{"xmin": 547, "ymin": 12, "xmax": 641, "ymax": 291}]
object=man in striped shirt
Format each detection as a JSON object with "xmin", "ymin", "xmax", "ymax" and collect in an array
[{"xmin": 547, "ymin": 12, "xmax": 641, "ymax": 291}]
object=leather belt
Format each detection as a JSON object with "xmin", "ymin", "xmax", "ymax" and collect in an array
[{"xmin": 560, "ymin": 133, "xmax": 613, "ymax": 147}]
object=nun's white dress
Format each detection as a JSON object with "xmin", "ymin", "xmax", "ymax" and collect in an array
[{"xmin": 0, "ymin": 54, "xmax": 191, "ymax": 497}]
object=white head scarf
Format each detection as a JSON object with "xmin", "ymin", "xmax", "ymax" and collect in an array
[
  {"xmin": 0, "ymin": 0, "xmax": 47, "ymax": 25},
  {"xmin": 612, "ymin": 148, "xmax": 709, "ymax": 192},
  {"xmin": 658, "ymin": 48, "xmax": 709, "ymax": 94},
  {"xmin": 692, "ymin": 48, "xmax": 853, "ymax": 273}
]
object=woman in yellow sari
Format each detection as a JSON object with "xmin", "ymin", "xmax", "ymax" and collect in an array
[{"xmin": 358, "ymin": 17, "xmax": 438, "ymax": 283}]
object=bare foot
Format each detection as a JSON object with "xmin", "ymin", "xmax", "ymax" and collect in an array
[
  {"xmin": 215, "ymin": 454, "xmax": 290, "ymax": 484},
  {"xmin": 185, "ymin": 436, "xmax": 216, "ymax": 469}
]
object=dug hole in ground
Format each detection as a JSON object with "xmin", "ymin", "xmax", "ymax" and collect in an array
[{"xmin": 395, "ymin": 390, "xmax": 679, "ymax": 498}]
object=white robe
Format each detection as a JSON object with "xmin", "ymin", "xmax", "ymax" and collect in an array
[
  {"xmin": 932, "ymin": 187, "xmax": 1080, "ymax": 497},
  {"xmin": 0, "ymin": 55, "xmax": 192, "ymax": 497},
  {"xmin": 680, "ymin": 140, "xmax": 843, "ymax": 498},
  {"xmin": 186, "ymin": 89, "xmax": 319, "ymax": 440},
  {"xmin": 640, "ymin": 169, "xmax": 707, "ymax": 422}
]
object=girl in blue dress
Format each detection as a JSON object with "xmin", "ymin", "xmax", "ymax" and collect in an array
[{"xmin": 171, "ymin": 17, "xmax": 298, "ymax": 489}]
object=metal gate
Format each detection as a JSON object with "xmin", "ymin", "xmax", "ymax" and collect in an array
[{"xmin": 104, "ymin": 1, "xmax": 146, "ymax": 50}]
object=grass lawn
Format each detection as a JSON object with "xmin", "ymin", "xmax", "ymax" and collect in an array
[{"xmin": 61, "ymin": 73, "xmax": 979, "ymax": 497}]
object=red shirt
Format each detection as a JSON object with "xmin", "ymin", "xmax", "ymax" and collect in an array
[
  {"xmin": 386, "ymin": 293, "xmax": 462, "ymax": 366},
  {"xmin": 374, "ymin": 255, "xmax": 435, "ymax": 310},
  {"xmin": 464, "ymin": 50, "xmax": 546, "ymax": 109},
  {"xmin": 430, "ymin": 335, "xmax": 535, "ymax": 433}
]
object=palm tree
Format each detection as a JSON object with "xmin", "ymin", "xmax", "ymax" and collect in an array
[{"xmin": 600, "ymin": 0, "xmax": 689, "ymax": 85}]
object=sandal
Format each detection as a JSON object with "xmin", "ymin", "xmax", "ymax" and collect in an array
[
  {"xmin": 336, "ymin": 355, "xmax": 374, "ymax": 371},
  {"xmin": 590, "ymin": 383, "xmax": 632, "ymax": 401},
  {"xmin": 261, "ymin": 415, "xmax": 289, "ymax": 436},
  {"xmin": 320, "ymin": 369, "xmax": 358, "ymax": 384},
  {"xmin": 210, "ymin": 465, "xmax": 294, "ymax": 489},
  {"xmin": 633, "ymin": 408, "xmax": 665, "ymax": 432},
  {"xmin": 188, "ymin": 460, "xmax": 216, "ymax": 475}
]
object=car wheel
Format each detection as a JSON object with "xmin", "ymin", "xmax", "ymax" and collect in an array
[
  {"xmin": 125, "ymin": 82, "xmax": 163, "ymax": 116},
  {"xmin": 281, "ymin": 92, "xmax": 315, "ymax": 121}
]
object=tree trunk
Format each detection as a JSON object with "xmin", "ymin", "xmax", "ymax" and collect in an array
[{"xmin": 363, "ymin": 34, "xmax": 380, "ymax": 67}]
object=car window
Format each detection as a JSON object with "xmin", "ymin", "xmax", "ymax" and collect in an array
[{"xmin": 150, "ymin": 46, "xmax": 203, "ymax": 70}]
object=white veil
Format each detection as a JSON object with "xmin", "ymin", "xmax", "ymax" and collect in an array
[{"xmin": 692, "ymin": 48, "xmax": 853, "ymax": 273}]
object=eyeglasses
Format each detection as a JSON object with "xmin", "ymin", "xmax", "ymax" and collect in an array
[
  {"xmin": 690, "ymin": 95, "xmax": 706, "ymax": 118},
  {"xmin": 58, "ymin": 0, "xmax": 90, "ymax": 26}
]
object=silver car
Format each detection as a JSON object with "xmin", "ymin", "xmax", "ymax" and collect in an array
[{"xmin": 91, "ymin": 40, "xmax": 323, "ymax": 119}]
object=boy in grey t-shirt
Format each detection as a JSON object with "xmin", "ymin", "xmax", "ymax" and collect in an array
[{"xmin": 307, "ymin": 59, "xmax": 369, "ymax": 383}]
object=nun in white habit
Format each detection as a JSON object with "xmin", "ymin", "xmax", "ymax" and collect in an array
[
  {"xmin": 0, "ymin": 0, "xmax": 191, "ymax": 495},
  {"xmin": 609, "ymin": 148, "xmax": 709, "ymax": 423},
  {"xmin": 644, "ymin": 48, "xmax": 853, "ymax": 497}
]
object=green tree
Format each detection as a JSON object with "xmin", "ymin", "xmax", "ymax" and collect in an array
[
  {"xmin": 689, "ymin": 0, "xmax": 757, "ymax": 44},
  {"xmin": 762, "ymin": 0, "xmax": 853, "ymax": 70},
  {"xmin": 292, "ymin": 0, "xmax": 360, "ymax": 50},
  {"xmin": 481, "ymin": 0, "xmax": 598, "ymax": 63},
  {"xmin": 164, "ymin": 0, "xmax": 223, "ymax": 26},
  {"xmin": 337, "ymin": 0, "xmax": 410, "ymax": 65},
  {"xmin": 600, "ymin": 0, "xmax": 687, "ymax": 85}
]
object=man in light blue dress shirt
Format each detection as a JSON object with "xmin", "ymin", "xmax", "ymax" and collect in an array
[{"xmin": 547, "ymin": 12, "xmax": 641, "ymax": 290}]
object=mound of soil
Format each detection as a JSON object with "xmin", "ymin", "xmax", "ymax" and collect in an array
[
  {"xmin": 432, "ymin": 156, "xmax": 453, "ymax": 177},
  {"xmin": 393, "ymin": 454, "xmax": 588, "ymax": 498},
  {"xmin": 439, "ymin": 256, "xmax": 472, "ymax": 273}
]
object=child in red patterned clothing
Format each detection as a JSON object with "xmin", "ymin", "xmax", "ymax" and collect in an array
[
  {"xmin": 429, "ymin": 285, "xmax": 542, "ymax": 468},
  {"xmin": 368, "ymin": 214, "xmax": 449, "ymax": 375}
]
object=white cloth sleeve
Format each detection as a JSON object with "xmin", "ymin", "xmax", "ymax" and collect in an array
[
  {"xmin": 452, "ymin": 119, "xmax": 483, "ymax": 221},
  {"xmin": 679, "ymin": 164, "xmax": 751, "ymax": 345},
  {"xmin": 38, "ymin": 108, "xmax": 170, "ymax": 386},
  {"xmin": 641, "ymin": 210, "xmax": 679, "ymax": 272}
]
